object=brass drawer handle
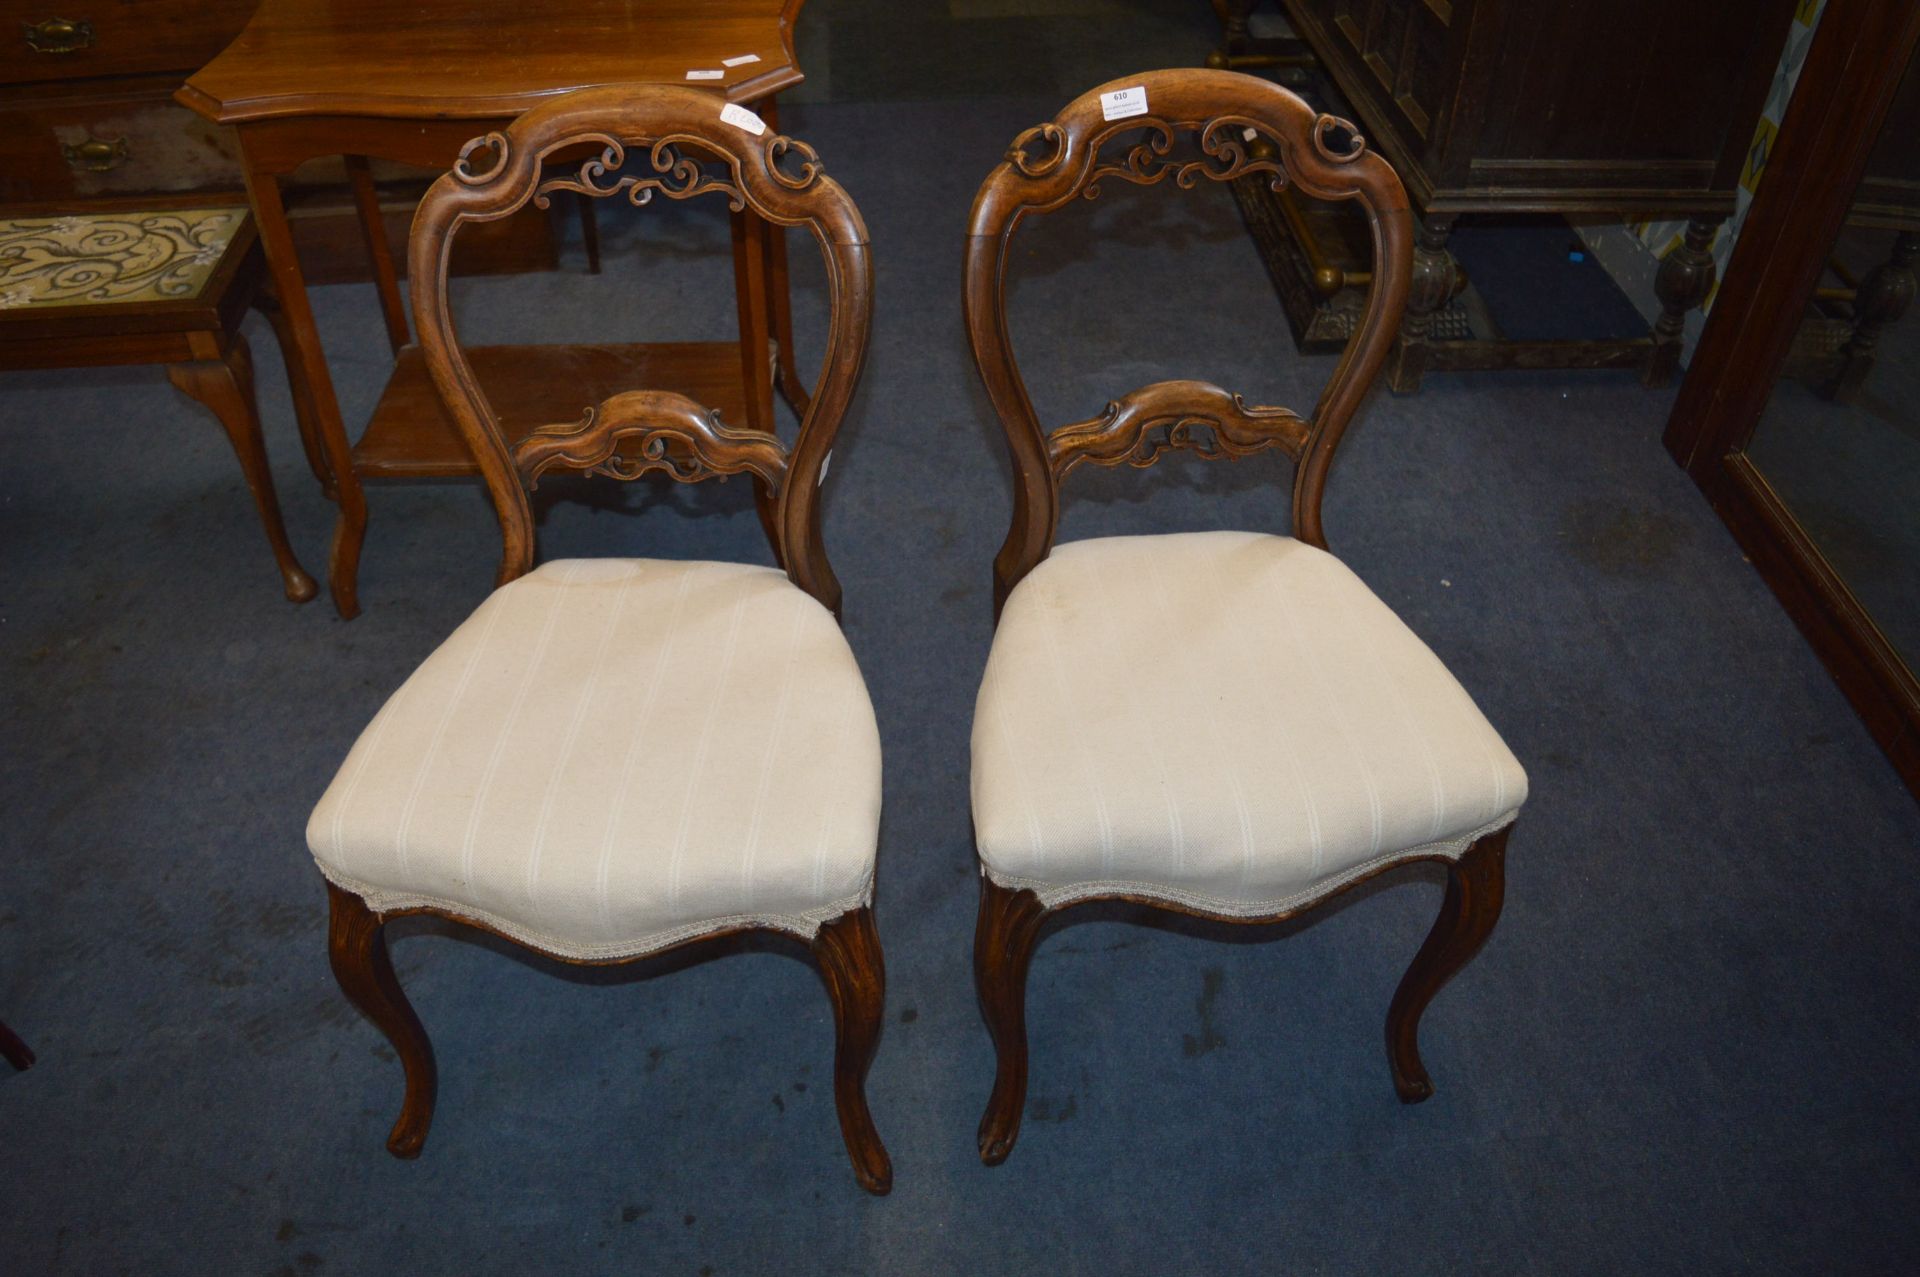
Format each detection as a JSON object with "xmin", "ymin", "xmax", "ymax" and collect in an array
[
  {"xmin": 23, "ymin": 16, "xmax": 94, "ymax": 54},
  {"xmin": 62, "ymin": 135, "xmax": 127, "ymax": 172}
]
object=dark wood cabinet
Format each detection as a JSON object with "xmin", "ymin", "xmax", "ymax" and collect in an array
[
  {"xmin": 1294, "ymin": 0, "xmax": 1795, "ymax": 215},
  {"xmin": 1234, "ymin": 0, "xmax": 1803, "ymax": 388}
]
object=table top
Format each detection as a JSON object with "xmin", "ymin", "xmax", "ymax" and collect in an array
[{"xmin": 178, "ymin": 0, "xmax": 805, "ymax": 125}]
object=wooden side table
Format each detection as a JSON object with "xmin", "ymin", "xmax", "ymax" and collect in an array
[
  {"xmin": 0, "ymin": 202, "xmax": 316, "ymax": 602},
  {"xmin": 177, "ymin": 0, "xmax": 813, "ymax": 618}
]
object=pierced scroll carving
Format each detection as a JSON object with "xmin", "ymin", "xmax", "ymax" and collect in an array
[
  {"xmin": 1007, "ymin": 123, "xmax": 1069, "ymax": 178},
  {"xmin": 1004, "ymin": 109, "xmax": 1367, "ymax": 202},
  {"xmin": 453, "ymin": 132, "xmax": 510, "ymax": 186},
  {"xmin": 514, "ymin": 390, "xmax": 788, "ymax": 490},
  {"xmin": 517, "ymin": 133, "xmax": 826, "ymax": 214},
  {"xmin": 1046, "ymin": 379, "xmax": 1308, "ymax": 480},
  {"xmin": 1311, "ymin": 113, "xmax": 1366, "ymax": 164},
  {"xmin": 767, "ymin": 136, "xmax": 826, "ymax": 190},
  {"xmin": 1008, "ymin": 116, "xmax": 1299, "ymax": 199},
  {"xmin": 533, "ymin": 138, "xmax": 746, "ymax": 211}
]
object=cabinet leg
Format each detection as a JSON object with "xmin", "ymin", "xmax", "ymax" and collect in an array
[
  {"xmin": 167, "ymin": 335, "xmax": 318, "ymax": 604},
  {"xmin": 1825, "ymin": 230, "xmax": 1918, "ymax": 403},
  {"xmin": 1644, "ymin": 215, "xmax": 1722, "ymax": 388},
  {"xmin": 1388, "ymin": 213, "xmax": 1462, "ymax": 395}
]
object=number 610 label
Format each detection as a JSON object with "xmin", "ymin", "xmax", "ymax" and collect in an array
[{"xmin": 1100, "ymin": 86, "xmax": 1148, "ymax": 121}]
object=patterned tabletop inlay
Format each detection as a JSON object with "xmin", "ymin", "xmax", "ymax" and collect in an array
[{"xmin": 0, "ymin": 208, "xmax": 246, "ymax": 310}]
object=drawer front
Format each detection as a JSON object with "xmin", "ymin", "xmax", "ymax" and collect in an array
[
  {"xmin": 0, "ymin": 83, "xmax": 240, "ymax": 203},
  {"xmin": 5, "ymin": 1, "xmax": 256, "ymax": 86}
]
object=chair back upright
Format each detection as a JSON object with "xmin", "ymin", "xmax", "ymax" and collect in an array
[
  {"xmin": 964, "ymin": 69, "xmax": 1412, "ymax": 612},
  {"xmin": 410, "ymin": 85, "xmax": 873, "ymax": 614}
]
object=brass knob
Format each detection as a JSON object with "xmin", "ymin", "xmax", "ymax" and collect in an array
[
  {"xmin": 23, "ymin": 16, "xmax": 93, "ymax": 54},
  {"xmin": 62, "ymin": 135, "xmax": 127, "ymax": 172}
]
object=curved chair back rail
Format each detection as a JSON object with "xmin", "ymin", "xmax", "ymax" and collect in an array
[
  {"xmin": 963, "ymin": 68, "xmax": 1412, "ymax": 609},
  {"xmin": 409, "ymin": 83, "xmax": 874, "ymax": 612}
]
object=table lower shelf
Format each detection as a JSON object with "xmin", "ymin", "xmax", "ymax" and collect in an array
[{"xmin": 352, "ymin": 341, "xmax": 752, "ymax": 478}]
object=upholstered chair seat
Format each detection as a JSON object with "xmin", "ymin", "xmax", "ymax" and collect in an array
[
  {"xmin": 972, "ymin": 531, "xmax": 1526, "ymax": 915},
  {"xmin": 310, "ymin": 558, "xmax": 882, "ymax": 961}
]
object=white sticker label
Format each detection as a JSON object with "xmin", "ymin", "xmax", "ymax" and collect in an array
[
  {"xmin": 719, "ymin": 102, "xmax": 767, "ymax": 136},
  {"xmin": 722, "ymin": 53, "xmax": 761, "ymax": 67},
  {"xmin": 686, "ymin": 69, "xmax": 724, "ymax": 80},
  {"xmin": 1100, "ymin": 85, "xmax": 1148, "ymax": 121},
  {"xmin": 818, "ymin": 450, "xmax": 832, "ymax": 487}
]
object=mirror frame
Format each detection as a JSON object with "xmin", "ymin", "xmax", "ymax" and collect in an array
[{"xmin": 1664, "ymin": 0, "xmax": 1920, "ymax": 800}]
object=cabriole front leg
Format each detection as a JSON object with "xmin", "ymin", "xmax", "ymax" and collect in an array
[
  {"xmin": 326, "ymin": 883, "xmax": 437, "ymax": 1157},
  {"xmin": 811, "ymin": 906, "xmax": 892, "ymax": 1195},
  {"xmin": 973, "ymin": 874, "xmax": 1048, "ymax": 1165},
  {"xmin": 1385, "ymin": 826, "xmax": 1510, "ymax": 1102}
]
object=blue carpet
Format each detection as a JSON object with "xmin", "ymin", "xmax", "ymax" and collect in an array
[{"xmin": 2, "ymin": 92, "xmax": 1918, "ymax": 1274}]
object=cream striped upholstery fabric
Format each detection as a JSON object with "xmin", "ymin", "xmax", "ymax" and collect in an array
[
  {"xmin": 971, "ymin": 531, "xmax": 1526, "ymax": 915},
  {"xmin": 309, "ymin": 559, "xmax": 882, "ymax": 961}
]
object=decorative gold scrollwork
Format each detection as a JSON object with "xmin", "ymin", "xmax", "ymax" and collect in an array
[
  {"xmin": 62, "ymin": 134, "xmax": 127, "ymax": 172},
  {"xmin": 24, "ymin": 16, "xmax": 92, "ymax": 54}
]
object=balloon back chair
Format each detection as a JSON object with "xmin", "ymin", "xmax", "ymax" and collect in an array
[
  {"xmin": 963, "ymin": 69, "xmax": 1529, "ymax": 1163},
  {"xmin": 308, "ymin": 85, "xmax": 889, "ymax": 1193}
]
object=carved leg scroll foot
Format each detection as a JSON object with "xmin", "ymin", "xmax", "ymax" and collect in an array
[
  {"xmin": 974, "ymin": 874, "xmax": 1049, "ymax": 1165},
  {"xmin": 1644, "ymin": 216, "xmax": 1722, "ymax": 388},
  {"xmin": 812, "ymin": 906, "xmax": 892, "ymax": 1195},
  {"xmin": 326, "ymin": 883, "xmax": 437, "ymax": 1158},
  {"xmin": 1386, "ymin": 826, "xmax": 1510, "ymax": 1103},
  {"xmin": 166, "ymin": 337, "xmax": 318, "ymax": 604},
  {"xmin": 0, "ymin": 1018, "xmax": 33, "ymax": 1071}
]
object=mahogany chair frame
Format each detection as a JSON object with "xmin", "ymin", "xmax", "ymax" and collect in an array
[
  {"xmin": 322, "ymin": 85, "xmax": 887, "ymax": 1193},
  {"xmin": 964, "ymin": 68, "xmax": 1512, "ymax": 1163}
]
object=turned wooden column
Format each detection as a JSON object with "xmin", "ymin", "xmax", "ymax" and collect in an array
[
  {"xmin": 1826, "ymin": 229, "xmax": 1918, "ymax": 402},
  {"xmin": 1644, "ymin": 215, "xmax": 1723, "ymax": 388},
  {"xmin": 1387, "ymin": 213, "xmax": 1463, "ymax": 394}
]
